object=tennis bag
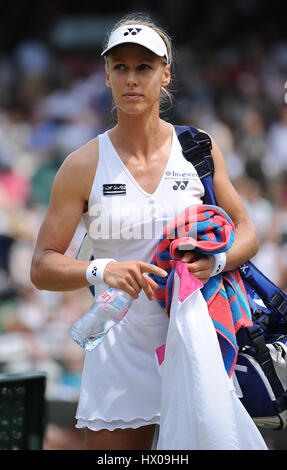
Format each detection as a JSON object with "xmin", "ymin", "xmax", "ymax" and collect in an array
[{"xmin": 174, "ymin": 124, "xmax": 287, "ymax": 430}]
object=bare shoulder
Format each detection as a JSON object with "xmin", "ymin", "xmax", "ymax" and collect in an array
[
  {"xmin": 61, "ymin": 136, "xmax": 99, "ymax": 177},
  {"xmin": 54, "ymin": 136, "xmax": 99, "ymax": 202}
]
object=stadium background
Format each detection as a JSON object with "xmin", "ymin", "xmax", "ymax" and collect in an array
[{"xmin": 0, "ymin": 0, "xmax": 287, "ymax": 449}]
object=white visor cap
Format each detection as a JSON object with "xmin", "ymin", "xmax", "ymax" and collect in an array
[{"xmin": 101, "ymin": 24, "xmax": 169, "ymax": 63}]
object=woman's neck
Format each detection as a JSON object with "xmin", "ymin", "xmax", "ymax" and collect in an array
[{"xmin": 110, "ymin": 110, "xmax": 171, "ymax": 159}]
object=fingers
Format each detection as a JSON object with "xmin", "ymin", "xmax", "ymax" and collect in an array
[
  {"xmin": 144, "ymin": 274, "xmax": 160, "ymax": 290},
  {"xmin": 181, "ymin": 252, "xmax": 198, "ymax": 263},
  {"xmin": 139, "ymin": 262, "xmax": 168, "ymax": 278},
  {"xmin": 125, "ymin": 273, "xmax": 142, "ymax": 300},
  {"xmin": 104, "ymin": 260, "xmax": 167, "ymax": 301},
  {"xmin": 186, "ymin": 256, "xmax": 212, "ymax": 284},
  {"xmin": 128, "ymin": 264, "xmax": 156, "ymax": 301}
]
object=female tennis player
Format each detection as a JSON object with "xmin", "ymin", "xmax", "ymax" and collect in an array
[{"xmin": 30, "ymin": 13, "xmax": 259, "ymax": 450}]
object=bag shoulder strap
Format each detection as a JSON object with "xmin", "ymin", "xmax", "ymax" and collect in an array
[
  {"xmin": 174, "ymin": 124, "xmax": 287, "ymax": 323},
  {"xmin": 174, "ymin": 125, "xmax": 216, "ymax": 205}
]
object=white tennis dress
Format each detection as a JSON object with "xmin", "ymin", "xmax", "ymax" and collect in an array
[{"xmin": 75, "ymin": 125, "xmax": 204, "ymax": 431}]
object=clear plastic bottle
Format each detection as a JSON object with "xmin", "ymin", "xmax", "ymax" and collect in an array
[{"xmin": 70, "ymin": 287, "xmax": 133, "ymax": 351}]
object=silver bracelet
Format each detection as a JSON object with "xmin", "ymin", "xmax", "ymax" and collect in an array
[{"xmin": 86, "ymin": 258, "xmax": 116, "ymax": 285}]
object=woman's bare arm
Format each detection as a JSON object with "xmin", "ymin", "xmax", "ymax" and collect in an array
[
  {"xmin": 211, "ymin": 136, "xmax": 259, "ymax": 270},
  {"xmin": 30, "ymin": 144, "xmax": 96, "ymax": 291}
]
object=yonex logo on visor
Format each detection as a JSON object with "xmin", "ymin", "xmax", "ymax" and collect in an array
[
  {"xmin": 124, "ymin": 27, "xmax": 142, "ymax": 36},
  {"xmin": 101, "ymin": 24, "xmax": 169, "ymax": 63}
]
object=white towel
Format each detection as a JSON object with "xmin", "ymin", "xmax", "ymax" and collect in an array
[{"xmin": 156, "ymin": 270, "xmax": 268, "ymax": 450}]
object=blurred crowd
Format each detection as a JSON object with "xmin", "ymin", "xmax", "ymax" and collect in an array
[{"xmin": 1, "ymin": 32, "xmax": 287, "ymax": 403}]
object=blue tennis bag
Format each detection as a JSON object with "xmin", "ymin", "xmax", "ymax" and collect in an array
[{"xmin": 174, "ymin": 125, "xmax": 287, "ymax": 430}]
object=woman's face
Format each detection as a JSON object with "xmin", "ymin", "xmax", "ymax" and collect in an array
[{"xmin": 105, "ymin": 43, "xmax": 170, "ymax": 116}]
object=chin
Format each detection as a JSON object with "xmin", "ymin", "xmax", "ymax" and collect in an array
[
  {"xmin": 119, "ymin": 100, "xmax": 158, "ymax": 117},
  {"xmin": 119, "ymin": 104, "xmax": 148, "ymax": 116}
]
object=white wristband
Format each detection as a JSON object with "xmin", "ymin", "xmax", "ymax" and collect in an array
[
  {"xmin": 209, "ymin": 252, "xmax": 227, "ymax": 277},
  {"xmin": 86, "ymin": 258, "xmax": 116, "ymax": 285}
]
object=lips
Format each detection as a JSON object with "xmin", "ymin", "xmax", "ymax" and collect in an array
[{"xmin": 123, "ymin": 92, "xmax": 142, "ymax": 98}]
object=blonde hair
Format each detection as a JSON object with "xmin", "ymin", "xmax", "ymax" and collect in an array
[{"xmin": 102, "ymin": 12, "xmax": 175, "ymax": 114}]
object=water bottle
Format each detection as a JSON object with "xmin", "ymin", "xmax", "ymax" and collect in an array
[{"xmin": 70, "ymin": 287, "xmax": 133, "ymax": 351}]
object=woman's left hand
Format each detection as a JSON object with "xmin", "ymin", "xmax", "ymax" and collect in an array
[{"xmin": 181, "ymin": 252, "xmax": 215, "ymax": 284}]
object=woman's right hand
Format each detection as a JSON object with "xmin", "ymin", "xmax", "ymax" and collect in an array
[{"xmin": 103, "ymin": 260, "xmax": 167, "ymax": 300}]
